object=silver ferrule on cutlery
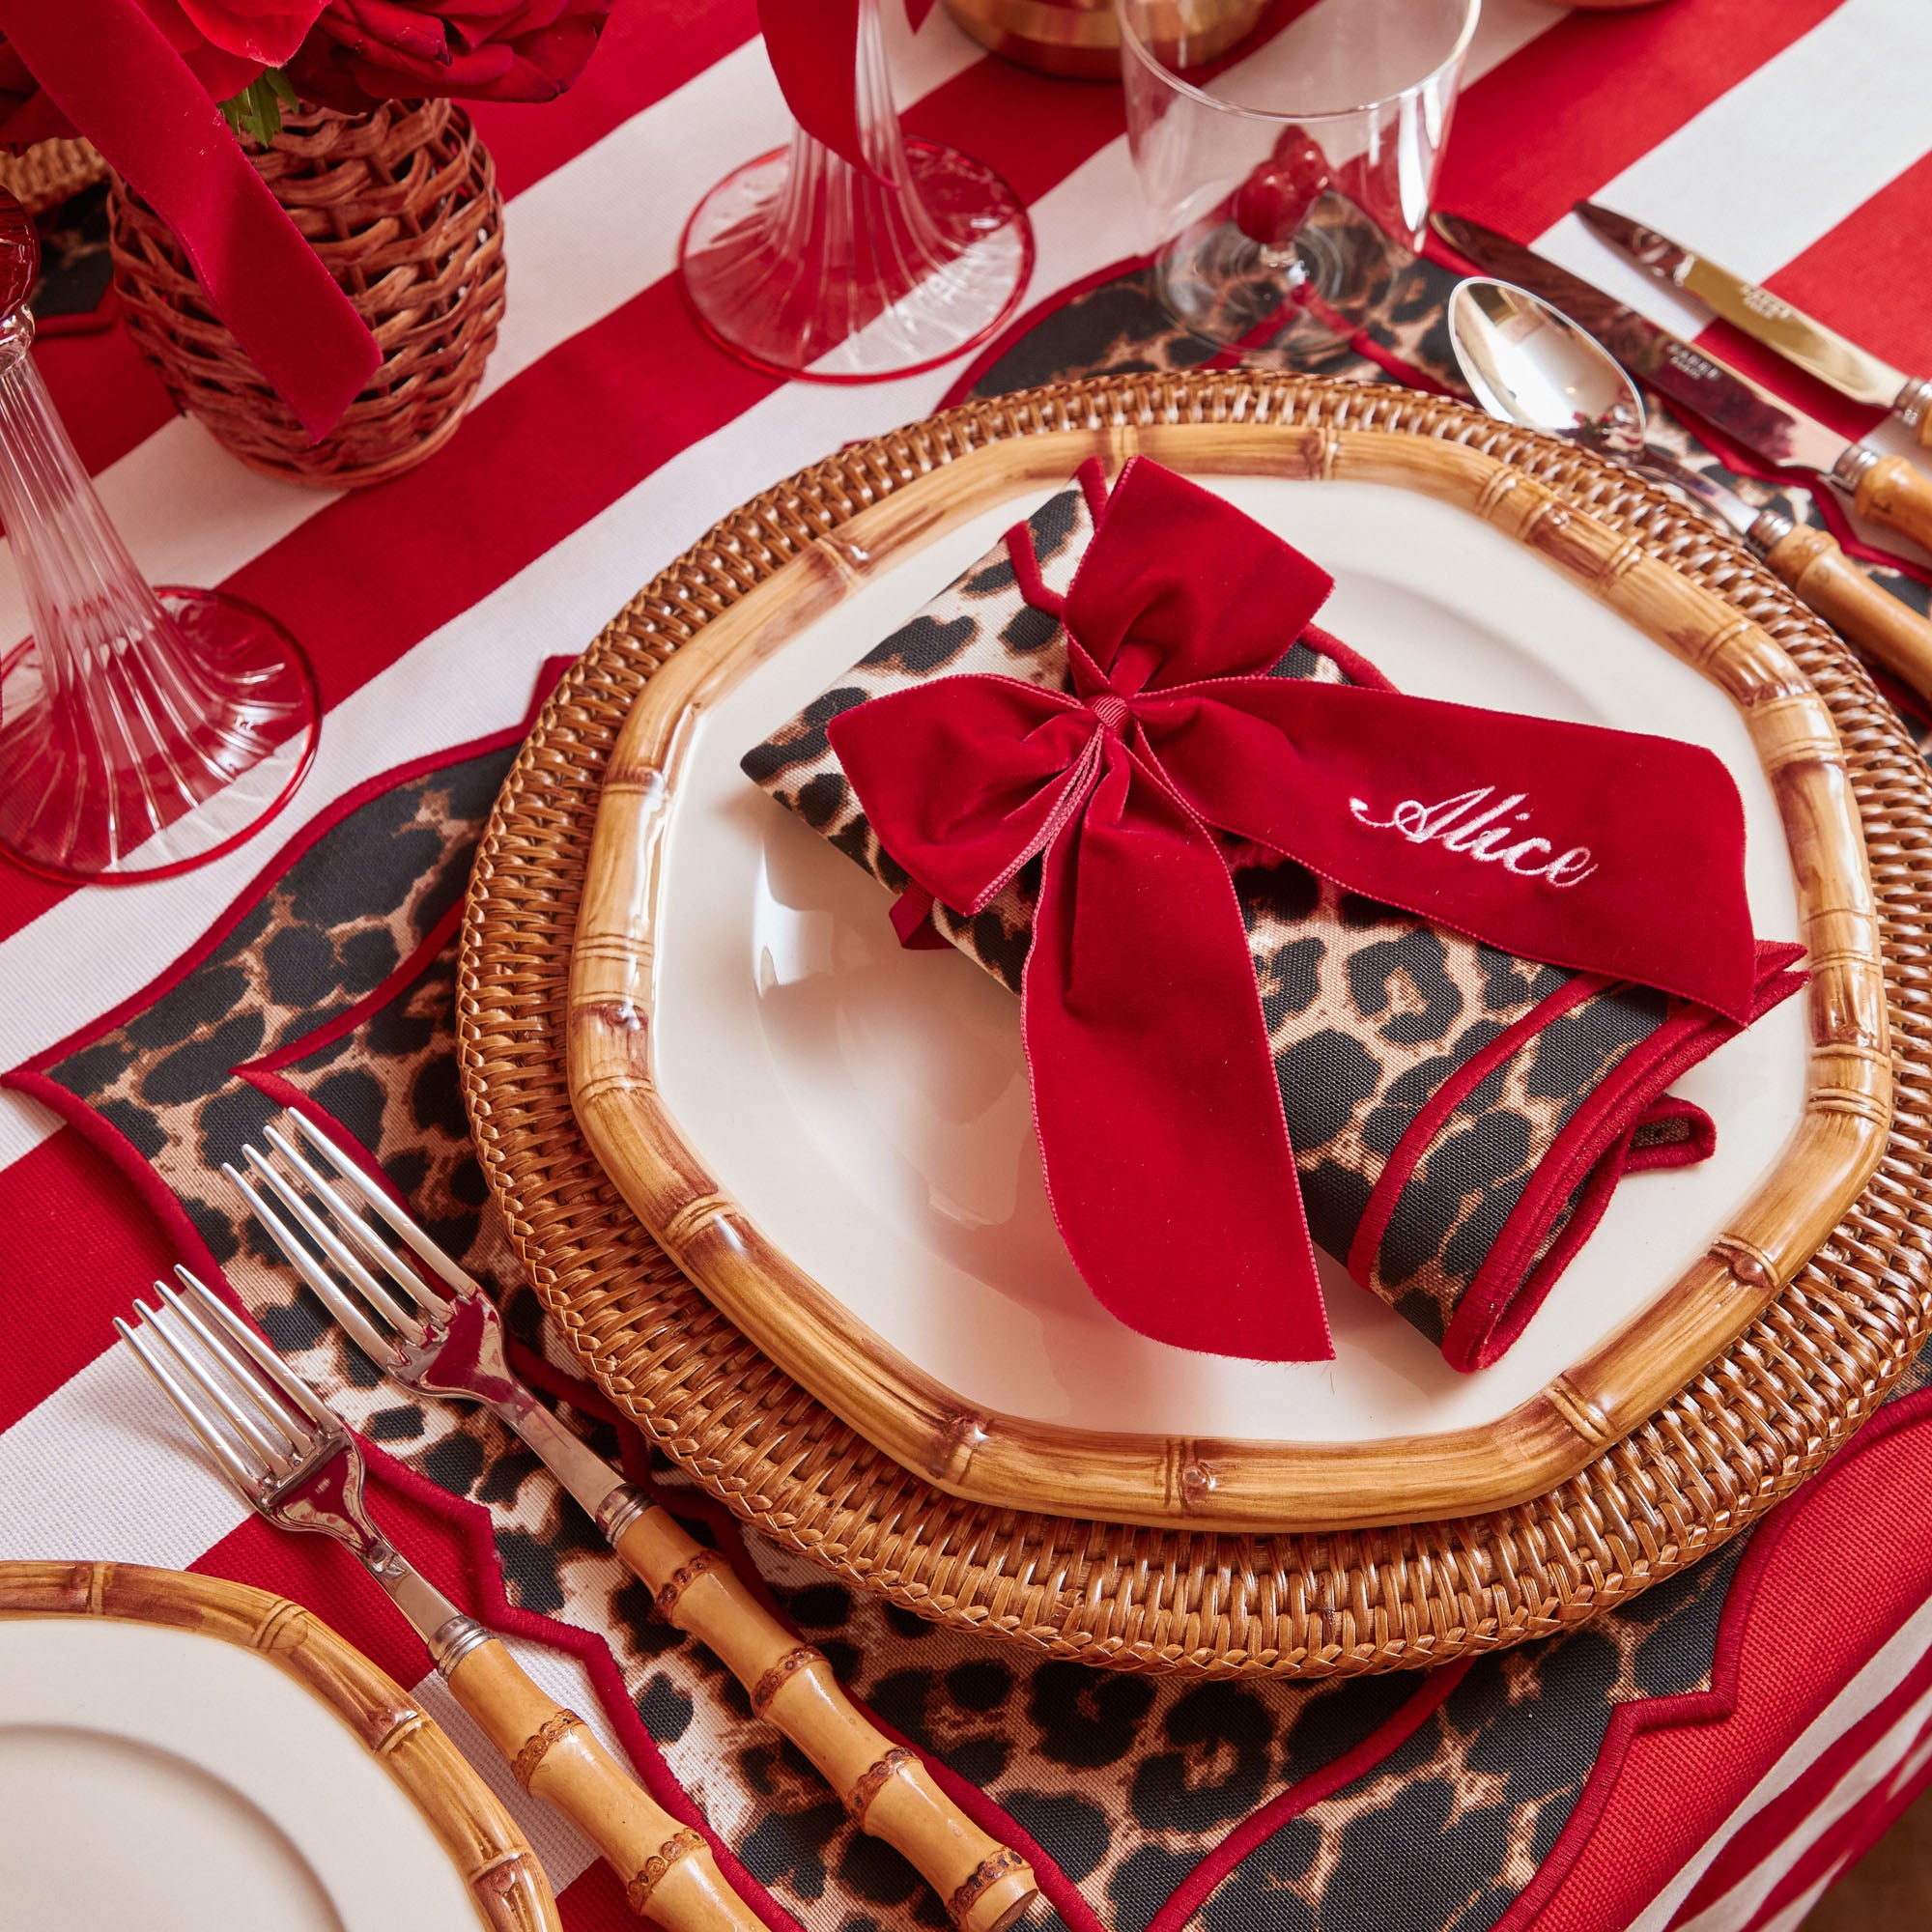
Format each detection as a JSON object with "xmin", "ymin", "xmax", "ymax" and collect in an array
[
  {"xmin": 1575, "ymin": 200, "xmax": 1932, "ymax": 445},
  {"xmin": 228, "ymin": 1110, "xmax": 1039, "ymax": 1932}
]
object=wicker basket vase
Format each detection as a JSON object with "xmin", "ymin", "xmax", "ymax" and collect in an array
[{"xmin": 107, "ymin": 99, "xmax": 505, "ymax": 490}]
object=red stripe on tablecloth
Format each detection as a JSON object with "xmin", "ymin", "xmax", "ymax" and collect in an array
[
  {"xmin": 1497, "ymin": 1386, "xmax": 1932, "ymax": 1932},
  {"xmin": 1658, "ymin": 158, "xmax": 1932, "ymax": 454},
  {"xmin": 0, "ymin": 1122, "xmax": 177, "ymax": 1432},
  {"xmin": 0, "ymin": 53, "xmax": 1124, "ymax": 949},
  {"xmin": 35, "ymin": 0, "xmax": 763, "ymax": 475},
  {"xmin": 1666, "ymin": 1642, "xmax": 1932, "ymax": 1926},
  {"xmin": 1436, "ymin": 0, "xmax": 1843, "ymax": 244}
]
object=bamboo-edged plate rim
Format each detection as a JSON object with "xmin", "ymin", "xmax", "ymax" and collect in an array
[
  {"xmin": 0, "ymin": 1560, "xmax": 559, "ymax": 1931},
  {"xmin": 565, "ymin": 418, "xmax": 1889, "ymax": 1535},
  {"xmin": 458, "ymin": 373, "xmax": 1932, "ymax": 1676}
]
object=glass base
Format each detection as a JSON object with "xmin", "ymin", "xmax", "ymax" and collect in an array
[
  {"xmin": 1154, "ymin": 192, "xmax": 1397, "ymax": 357},
  {"xmin": 678, "ymin": 138, "xmax": 1035, "ymax": 384},
  {"xmin": 0, "ymin": 587, "xmax": 319, "ymax": 885}
]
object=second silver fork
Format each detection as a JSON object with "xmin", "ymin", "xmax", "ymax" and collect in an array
[{"xmin": 229, "ymin": 1113, "xmax": 1037, "ymax": 1932}]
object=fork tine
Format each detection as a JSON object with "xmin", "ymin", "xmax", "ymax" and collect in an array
[
  {"xmin": 228, "ymin": 1159, "xmax": 408, "ymax": 1368},
  {"xmin": 175, "ymin": 1267, "xmax": 347, "ymax": 1438},
  {"xmin": 261, "ymin": 1122, "xmax": 450, "ymax": 1320},
  {"xmin": 156, "ymin": 1275, "xmax": 310, "ymax": 1470},
  {"xmin": 118, "ymin": 1303, "xmax": 267, "ymax": 1500},
  {"xmin": 234, "ymin": 1148, "xmax": 428, "ymax": 1346},
  {"xmin": 286, "ymin": 1110, "xmax": 480, "ymax": 1303}
]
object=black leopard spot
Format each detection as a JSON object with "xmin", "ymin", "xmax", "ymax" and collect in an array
[
  {"xmin": 1475, "ymin": 942, "xmax": 1566, "ymax": 1012},
  {"xmin": 999, "ymin": 601, "xmax": 1063, "ymax": 654},
  {"xmin": 263, "ymin": 924, "xmax": 340, "ymax": 1009},
  {"xmin": 1030, "ymin": 1659, "xmax": 1155, "ymax": 1768},
  {"xmin": 1129, "ymin": 1682, "xmax": 1274, "ymax": 1832},
  {"xmin": 1235, "ymin": 858, "xmax": 1320, "ymax": 927},
  {"xmin": 1348, "ymin": 929, "xmax": 1463, "ymax": 1044},
  {"xmin": 1026, "ymin": 484, "xmax": 1082, "ymax": 562},
  {"xmin": 1267, "ymin": 639, "xmax": 1327, "ymax": 682},
  {"xmin": 1376, "ymin": 1110, "xmax": 1533, "ymax": 1287},
  {"xmin": 785, "ymin": 1583, "xmax": 853, "ymax": 1630},
  {"xmin": 95, "ymin": 1094, "xmax": 168, "ymax": 1161},
  {"xmin": 364, "ymin": 1405, "xmax": 423, "ymax": 1441},
  {"xmin": 139, "ymin": 1010, "xmax": 267, "ymax": 1106},
  {"xmin": 309, "ymin": 1067, "xmax": 386, "ymax": 1147},
  {"xmin": 1196, "ymin": 1819, "xmax": 1320, "ymax": 1932},
  {"xmin": 1273, "ymin": 1031, "xmax": 1378, "ymax": 1149},
  {"xmin": 1300, "ymin": 1158, "xmax": 1374, "ymax": 1260},
  {"xmin": 1259, "ymin": 937, "xmax": 1324, "ymax": 1027},
  {"xmin": 638, "ymin": 1673, "xmax": 694, "ymax": 1747},
  {"xmin": 740, "ymin": 686, "xmax": 867, "ymax": 784},
  {"xmin": 744, "ymin": 1802, "xmax": 845, "ymax": 1903},
  {"xmin": 493, "ymin": 1526, "xmax": 564, "ymax": 1615},
  {"xmin": 860, "ymin": 612, "xmax": 977, "ymax": 674},
  {"xmin": 946, "ymin": 1659, "xmax": 1013, "ymax": 1714},
  {"xmin": 411, "ymin": 1056, "xmax": 469, "ymax": 1140},
  {"xmin": 424, "ymin": 1430, "xmax": 485, "ymax": 1497},
  {"xmin": 998, "ymin": 1791, "xmax": 1110, "ymax": 1884},
  {"xmin": 971, "ymin": 904, "xmax": 1031, "ymax": 993},
  {"xmin": 1338, "ymin": 892, "xmax": 1403, "ymax": 926},
  {"xmin": 55, "ymin": 1037, "xmax": 134, "ymax": 1096},
  {"xmin": 1392, "ymin": 1286, "xmax": 1448, "ymax": 1344},
  {"xmin": 794, "ymin": 771, "xmax": 849, "ymax": 832},
  {"xmin": 337, "ymin": 925, "xmax": 400, "ymax": 995}
]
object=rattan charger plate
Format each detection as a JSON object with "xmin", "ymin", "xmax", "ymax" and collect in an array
[{"xmin": 458, "ymin": 374, "xmax": 1932, "ymax": 1679}]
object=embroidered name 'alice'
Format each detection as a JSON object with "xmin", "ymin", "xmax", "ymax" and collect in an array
[{"xmin": 1347, "ymin": 786, "xmax": 1597, "ymax": 887}]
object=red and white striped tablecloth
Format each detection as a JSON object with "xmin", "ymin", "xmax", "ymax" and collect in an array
[{"xmin": 6, "ymin": 4, "xmax": 1932, "ymax": 1928}]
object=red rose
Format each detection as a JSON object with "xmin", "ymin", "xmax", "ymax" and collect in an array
[
  {"xmin": 177, "ymin": 0, "xmax": 331, "ymax": 64},
  {"xmin": 287, "ymin": 0, "xmax": 615, "ymax": 107},
  {"xmin": 0, "ymin": 0, "xmax": 288, "ymax": 149}
]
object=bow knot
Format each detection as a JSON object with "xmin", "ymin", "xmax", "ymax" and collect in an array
[{"xmin": 826, "ymin": 458, "xmax": 1759, "ymax": 1362}]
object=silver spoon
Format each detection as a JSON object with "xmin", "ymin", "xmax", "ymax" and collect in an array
[{"xmin": 1447, "ymin": 275, "xmax": 1932, "ymax": 705}]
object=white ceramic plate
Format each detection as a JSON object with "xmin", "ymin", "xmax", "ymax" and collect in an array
[
  {"xmin": 0, "ymin": 1616, "xmax": 483, "ymax": 1932},
  {"xmin": 650, "ymin": 474, "xmax": 1805, "ymax": 1447}
]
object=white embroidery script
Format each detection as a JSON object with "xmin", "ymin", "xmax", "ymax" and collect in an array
[{"xmin": 1347, "ymin": 786, "xmax": 1598, "ymax": 888}]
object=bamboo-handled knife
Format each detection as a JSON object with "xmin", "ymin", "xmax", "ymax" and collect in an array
[
  {"xmin": 1431, "ymin": 212, "xmax": 1932, "ymax": 558},
  {"xmin": 1575, "ymin": 201, "xmax": 1932, "ymax": 452},
  {"xmin": 1431, "ymin": 212, "xmax": 1932, "ymax": 703}
]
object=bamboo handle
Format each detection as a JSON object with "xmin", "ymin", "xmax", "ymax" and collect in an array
[
  {"xmin": 446, "ymin": 1638, "xmax": 762, "ymax": 1929},
  {"xmin": 1918, "ymin": 410, "xmax": 1932, "ymax": 452},
  {"xmin": 1853, "ymin": 453, "xmax": 1932, "ymax": 554},
  {"xmin": 616, "ymin": 1506, "xmax": 1037, "ymax": 1932},
  {"xmin": 1763, "ymin": 523, "xmax": 1932, "ymax": 706}
]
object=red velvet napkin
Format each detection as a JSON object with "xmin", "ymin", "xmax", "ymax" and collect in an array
[{"xmin": 743, "ymin": 462, "xmax": 1804, "ymax": 1368}]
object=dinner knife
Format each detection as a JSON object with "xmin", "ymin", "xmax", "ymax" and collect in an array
[
  {"xmin": 1430, "ymin": 212, "xmax": 1932, "ymax": 700},
  {"xmin": 1430, "ymin": 211, "xmax": 1932, "ymax": 558},
  {"xmin": 1574, "ymin": 201, "xmax": 1932, "ymax": 449}
]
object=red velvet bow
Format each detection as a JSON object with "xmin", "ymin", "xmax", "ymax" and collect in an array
[
  {"xmin": 827, "ymin": 459, "xmax": 1761, "ymax": 1361},
  {"xmin": 757, "ymin": 0, "xmax": 933, "ymax": 180}
]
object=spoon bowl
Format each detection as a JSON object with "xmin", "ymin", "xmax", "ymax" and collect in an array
[{"xmin": 1447, "ymin": 277, "xmax": 1649, "ymax": 462}]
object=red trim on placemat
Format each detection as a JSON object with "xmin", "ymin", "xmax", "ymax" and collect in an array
[
  {"xmin": 1443, "ymin": 940, "xmax": 1805, "ymax": 1372},
  {"xmin": 1497, "ymin": 1385, "xmax": 1932, "ymax": 1932},
  {"xmin": 6, "ymin": 657, "xmax": 572, "ymax": 1079},
  {"xmin": 1147, "ymin": 1658, "xmax": 1477, "ymax": 1932},
  {"xmin": 1346, "ymin": 973, "xmax": 1600, "ymax": 1289}
]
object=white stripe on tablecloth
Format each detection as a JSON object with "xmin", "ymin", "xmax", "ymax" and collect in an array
[
  {"xmin": 0, "ymin": 17, "xmax": 980, "ymax": 655},
  {"xmin": 1626, "ymin": 1591, "xmax": 1932, "ymax": 1932},
  {"xmin": 1536, "ymin": 0, "xmax": 1932, "ymax": 347}
]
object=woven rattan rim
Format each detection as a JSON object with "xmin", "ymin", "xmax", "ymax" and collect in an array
[{"xmin": 458, "ymin": 374, "xmax": 1932, "ymax": 1679}]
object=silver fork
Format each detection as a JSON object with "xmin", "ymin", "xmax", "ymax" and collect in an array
[
  {"xmin": 121, "ymin": 1271, "xmax": 763, "ymax": 1932},
  {"xmin": 229, "ymin": 1113, "xmax": 1037, "ymax": 1932}
]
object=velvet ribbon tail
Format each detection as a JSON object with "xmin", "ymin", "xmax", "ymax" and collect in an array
[
  {"xmin": 0, "ymin": 0, "xmax": 381, "ymax": 440},
  {"xmin": 756, "ymin": 0, "xmax": 935, "ymax": 179}
]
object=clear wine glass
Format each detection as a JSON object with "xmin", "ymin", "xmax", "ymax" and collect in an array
[
  {"xmin": 0, "ymin": 187, "xmax": 319, "ymax": 885},
  {"xmin": 677, "ymin": 0, "xmax": 1035, "ymax": 383},
  {"xmin": 1118, "ymin": 0, "xmax": 1479, "ymax": 358}
]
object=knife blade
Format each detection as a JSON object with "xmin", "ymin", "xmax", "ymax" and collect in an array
[
  {"xmin": 1574, "ymin": 200, "xmax": 1932, "ymax": 448},
  {"xmin": 1430, "ymin": 211, "xmax": 1932, "ymax": 557}
]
